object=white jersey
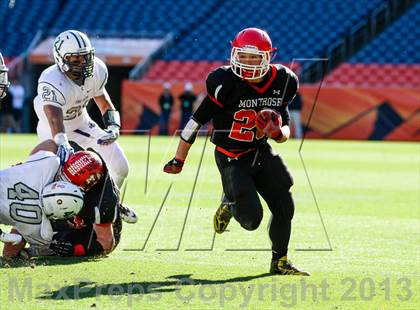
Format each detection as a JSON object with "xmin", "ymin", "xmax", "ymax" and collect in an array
[
  {"xmin": 34, "ymin": 57, "xmax": 108, "ymax": 131},
  {"xmin": 0, "ymin": 151, "xmax": 60, "ymax": 246}
]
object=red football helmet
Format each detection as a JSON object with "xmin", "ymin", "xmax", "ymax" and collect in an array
[
  {"xmin": 62, "ymin": 151, "xmax": 103, "ymax": 191},
  {"xmin": 230, "ymin": 28, "xmax": 276, "ymax": 80}
]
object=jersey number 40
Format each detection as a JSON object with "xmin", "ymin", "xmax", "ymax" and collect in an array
[{"xmin": 8, "ymin": 183, "xmax": 42, "ymax": 224}]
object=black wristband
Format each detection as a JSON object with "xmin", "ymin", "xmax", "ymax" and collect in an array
[{"xmin": 102, "ymin": 109, "xmax": 121, "ymax": 128}]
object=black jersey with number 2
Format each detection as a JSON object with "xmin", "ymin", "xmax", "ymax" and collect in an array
[{"xmin": 192, "ymin": 64, "xmax": 298, "ymax": 150}]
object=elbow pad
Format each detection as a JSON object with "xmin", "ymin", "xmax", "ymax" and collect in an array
[
  {"xmin": 102, "ymin": 109, "xmax": 121, "ymax": 128},
  {"xmin": 180, "ymin": 118, "xmax": 202, "ymax": 144}
]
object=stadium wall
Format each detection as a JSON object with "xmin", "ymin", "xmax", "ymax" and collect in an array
[{"xmin": 121, "ymin": 81, "xmax": 419, "ymax": 141}]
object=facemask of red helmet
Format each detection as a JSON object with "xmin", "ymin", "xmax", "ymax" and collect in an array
[
  {"xmin": 230, "ymin": 28, "xmax": 276, "ymax": 80},
  {"xmin": 61, "ymin": 151, "xmax": 103, "ymax": 191}
]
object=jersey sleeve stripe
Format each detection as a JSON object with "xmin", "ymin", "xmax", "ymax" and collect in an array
[{"xmin": 207, "ymin": 93, "xmax": 224, "ymax": 108}]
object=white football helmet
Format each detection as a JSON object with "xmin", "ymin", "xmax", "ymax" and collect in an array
[
  {"xmin": 41, "ymin": 181, "xmax": 84, "ymax": 220},
  {"xmin": 53, "ymin": 30, "xmax": 95, "ymax": 85},
  {"xmin": 0, "ymin": 52, "xmax": 9, "ymax": 99}
]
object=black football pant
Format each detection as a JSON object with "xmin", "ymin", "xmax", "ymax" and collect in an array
[{"xmin": 215, "ymin": 143, "xmax": 295, "ymax": 257}]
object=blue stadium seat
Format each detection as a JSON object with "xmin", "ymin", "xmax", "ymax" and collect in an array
[
  {"xmin": 4, "ymin": 0, "xmax": 407, "ymax": 67},
  {"xmin": 0, "ymin": 0, "xmax": 62, "ymax": 57},
  {"xmin": 350, "ymin": 3, "xmax": 420, "ymax": 64},
  {"xmin": 163, "ymin": 0, "xmax": 387, "ymax": 63}
]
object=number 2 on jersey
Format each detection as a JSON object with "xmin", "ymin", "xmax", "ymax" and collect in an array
[
  {"xmin": 41, "ymin": 86, "xmax": 57, "ymax": 103},
  {"xmin": 229, "ymin": 109, "xmax": 264, "ymax": 142}
]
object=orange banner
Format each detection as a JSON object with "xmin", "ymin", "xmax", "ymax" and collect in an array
[{"xmin": 121, "ymin": 81, "xmax": 419, "ymax": 141}]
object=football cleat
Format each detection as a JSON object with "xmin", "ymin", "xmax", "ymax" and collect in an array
[
  {"xmin": 213, "ymin": 197, "xmax": 233, "ymax": 234},
  {"xmin": 119, "ymin": 204, "xmax": 138, "ymax": 224},
  {"xmin": 270, "ymin": 256, "xmax": 311, "ymax": 276}
]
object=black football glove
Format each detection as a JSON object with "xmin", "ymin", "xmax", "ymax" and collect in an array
[
  {"xmin": 163, "ymin": 157, "xmax": 185, "ymax": 174},
  {"xmin": 49, "ymin": 239, "xmax": 74, "ymax": 256}
]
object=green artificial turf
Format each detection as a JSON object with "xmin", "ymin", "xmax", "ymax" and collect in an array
[{"xmin": 0, "ymin": 134, "xmax": 418, "ymax": 309}]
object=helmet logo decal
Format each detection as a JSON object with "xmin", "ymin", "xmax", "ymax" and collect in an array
[
  {"xmin": 67, "ymin": 155, "xmax": 93, "ymax": 175},
  {"xmin": 55, "ymin": 39, "xmax": 64, "ymax": 52}
]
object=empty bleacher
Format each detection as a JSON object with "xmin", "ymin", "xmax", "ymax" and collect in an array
[
  {"xmin": 0, "ymin": 0, "xmax": 62, "ymax": 56},
  {"xmin": 324, "ymin": 2, "xmax": 420, "ymax": 87},
  {"xmin": 1, "ymin": 0, "xmax": 417, "ymax": 87}
]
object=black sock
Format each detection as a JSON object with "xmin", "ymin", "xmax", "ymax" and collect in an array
[{"xmin": 272, "ymin": 250, "xmax": 287, "ymax": 261}]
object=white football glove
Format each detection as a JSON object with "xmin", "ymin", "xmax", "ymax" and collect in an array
[
  {"xmin": 97, "ymin": 125, "xmax": 120, "ymax": 145},
  {"xmin": 0, "ymin": 228, "xmax": 22, "ymax": 245},
  {"xmin": 54, "ymin": 133, "xmax": 74, "ymax": 165}
]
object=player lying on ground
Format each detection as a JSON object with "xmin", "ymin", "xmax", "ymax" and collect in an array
[
  {"xmin": 1, "ymin": 140, "xmax": 99, "ymax": 258},
  {"xmin": 0, "ymin": 150, "xmax": 84, "ymax": 258},
  {"xmin": 164, "ymin": 27, "xmax": 309, "ymax": 275},
  {"xmin": 4, "ymin": 141, "xmax": 132, "ymax": 258}
]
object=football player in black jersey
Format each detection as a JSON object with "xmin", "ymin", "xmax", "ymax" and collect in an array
[
  {"xmin": 164, "ymin": 28, "xmax": 309, "ymax": 275},
  {"xmin": 46, "ymin": 142, "xmax": 136, "ymax": 257}
]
